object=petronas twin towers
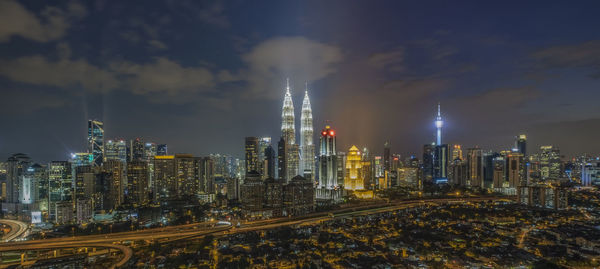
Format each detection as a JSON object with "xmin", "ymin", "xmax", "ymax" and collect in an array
[{"xmin": 280, "ymin": 79, "xmax": 314, "ymax": 181}]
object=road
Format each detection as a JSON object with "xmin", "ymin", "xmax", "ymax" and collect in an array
[
  {"xmin": 0, "ymin": 196, "xmax": 513, "ymax": 268},
  {"xmin": 0, "ymin": 219, "xmax": 28, "ymax": 242}
]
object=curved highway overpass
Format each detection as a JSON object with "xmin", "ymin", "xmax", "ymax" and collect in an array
[{"xmin": 0, "ymin": 219, "xmax": 28, "ymax": 242}]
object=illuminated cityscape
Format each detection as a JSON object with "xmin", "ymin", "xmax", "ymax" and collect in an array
[{"xmin": 0, "ymin": 1, "xmax": 600, "ymax": 268}]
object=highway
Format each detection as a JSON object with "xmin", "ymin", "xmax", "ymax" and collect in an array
[
  {"xmin": 0, "ymin": 219, "xmax": 29, "ymax": 242},
  {"xmin": 0, "ymin": 196, "xmax": 513, "ymax": 268}
]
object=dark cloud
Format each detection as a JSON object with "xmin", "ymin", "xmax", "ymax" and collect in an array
[
  {"xmin": 368, "ymin": 47, "xmax": 405, "ymax": 72},
  {"xmin": 109, "ymin": 57, "xmax": 214, "ymax": 96},
  {"xmin": 0, "ymin": 0, "xmax": 86, "ymax": 43},
  {"xmin": 531, "ymin": 40, "xmax": 600, "ymax": 74},
  {"xmin": 0, "ymin": 55, "xmax": 117, "ymax": 92}
]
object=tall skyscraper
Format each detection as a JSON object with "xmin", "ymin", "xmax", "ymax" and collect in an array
[
  {"xmin": 175, "ymin": 154, "xmax": 197, "ymax": 196},
  {"xmin": 422, "ymin": 144, "xmax": 435, "ymax": 183},
  {"xmin": 153, "ymin": 155, "xmax": 176, "ymax": 200},
  {"xmin": 300, "ymin": 87, "xmax": 315, "ymax": 178},
  {"xmin": 539, "ymin": 145, "xmax": 562, "ymax": 180},
  {"xmin": 515, "ymin": 134, "xmax": 527, "ymax": 156},
  {"xmin": 467, "ymin": 148, "xmax": 483, "ymax": 187},
  {"xmin": 423, "ymin": 103, "xmax": 449, "ymax": 184},
  {"xmin": 5, "ymin": 153, "xmax": 31, "ymax": 204},
  {"xmin": 482, "ymin": 152, "xmax": 500, "ymax": 189},
  {"xmin": 196, "ymin": 157, "xmax": 215, "ymax": 194},
  {"xmin": 48, "ymin": 161, "xmax": 72, "ymax": 219},
  {"xmin": 128, "ymin": 138, "xmax": 145, "ymax": 162},
  {"xmin": 281, "ymin": 79, "xmax": 296, "ymax": 145},
  {"xmin": 245, "ymin": 137, "xmax": 260, "ymax": 175},
  {"xmin": 280, "ymin": 79, "xmax": 299, "ymax": 181},
  {"xmin": 492, "ymin": 156, "xmax": 506, "ymax": 188},
  {"xmin": 383, "ymin": 142, "xmax": 391, "ymax": 173},
  {"xmin": 126, "ymin": 160, "xmax": 149, "ymax": 205},
  {"xmin": 435, "ymin": 103, "xmax": 443, "ymax": 146},
  {"xmin": 344, "ymin": 145, "xmax": 365, "ymax": 190},
  {"xmin": 258, "ymin": 137, "xmax": 272, "ymax": 179},
  {"xmin": 433, "ymin": 144, "xmax": 449, "ymax": 182},
  {"xmin": 317, "ymin": 125, "xmax": 337, "ymax": 189},
  {"xmin": 103, "ymin": 160, "xmax": 125, "ymax": 208},
  {"xmin": 264, "ymin": 145, "xmax": 276, "ymax": 179},
  {"xmin": 87, "ymin": 120, "xmax": 104, "ymax": 167},
  {"xmin": 506, "ymin": 152, "xmax": 524, "ymax": 187},
  {"xmin": 74, "ymin": 165, "xmax": 94, "ymax": 199}
]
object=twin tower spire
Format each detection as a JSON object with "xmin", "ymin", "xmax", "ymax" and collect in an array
[{"xmin": 281, "ymin": 78, "xmax": 314, "ymax": 178}]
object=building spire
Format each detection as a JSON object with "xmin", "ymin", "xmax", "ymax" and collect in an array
[
  {"xmin": 435, "ymin": 102, "xmax": 443, "ymax": 145},
  {"xmin": 305, "ymin": 81, "xmax": 308, "ymax": 94}
]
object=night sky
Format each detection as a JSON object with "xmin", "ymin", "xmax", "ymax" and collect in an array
[{"xmin": 1, "ymin": 0, "xmax": 600, "ymax": 162}]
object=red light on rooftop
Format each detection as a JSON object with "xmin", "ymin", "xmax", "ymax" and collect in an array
[
  {"xmin": 322, "ymin": 131, "xmax": 327, "ymax": 136},
  {"xmin": 329, "ymin": 130, "xmax": 335, "ymax": 136}
]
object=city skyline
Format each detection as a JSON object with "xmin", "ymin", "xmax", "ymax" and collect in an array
[
  {"xmin": 1, "ymin": 2, "xmax": 600, "ymax": 268},
  {"xmin": 1, "ymin": 1, "xmax": 600, "ymax": 161}
]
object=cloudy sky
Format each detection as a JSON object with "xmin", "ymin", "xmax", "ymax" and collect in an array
[{"xmin": 1, "ymin": 0, "xmax": 600, "ymax": 162}]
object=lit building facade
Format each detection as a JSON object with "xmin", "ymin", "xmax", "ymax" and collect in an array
[
  {"xmin": 87, "ymin": 120, "xmax": 104, "ymax": 167},
  {"xmin": 103, "ymin": 159, "xmax": 125, "ymax": 208},
  {"xmin": 245, "ymin": 137, "xmax": 260, "ymax": 174},
  {"xmin": 126, "ymin": 160, "xmax": 149, "ymax": 205},
  {"xmin": 344, "ymin": 146, "xmax": 365, "ymax": 190},
  {"xmin": 539, "ymin": 145, "xmax": 562, "ymax": 180},
  {"xmin": 105, "ymin": 139, "xmax": 127, "ymax": 163},
  {"xmin": 582, "ymin": 161, "xmax": 600, "ymax": 186},
  {"xmin": 318, "ymin": 125, "xmax": 337, "ymax": 189},
  {"xmin": 467, "ymin": 147, "xmax": 483, "ymax": 187},
  {"xmin": 48, "ymin": 161, "xmax": 72, "ymax": 219},
  {"xmin": 300, "ymin": 88, "xmax": 315, "ymax": 178},
  {"xmin": 452, "ymin": 144, "xmax": 463, "ymax": 161},
  {"xmin": 280, "ymin": 79, "xmax": 299, "ymax": 181}
]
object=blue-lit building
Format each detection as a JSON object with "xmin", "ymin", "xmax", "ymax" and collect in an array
[{"xmin": 423, "ymin": 103, "xmax": 449, "ymax": 184}]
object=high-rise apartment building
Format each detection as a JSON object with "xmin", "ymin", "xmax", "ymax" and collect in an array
[
  {"xmin": 127, "ymin": 160, "xmax": 149, "ymax": 205},
  {"xmin": 245, "ymin": 137, "xmax": 260, "ymax": 175},
  {"xmin": 103, "ymin": 159, "xmax": 125, "ymax": 208},
  {"xmin": 467, "ymin": 148, "xmax": 483, "ymax": 187},
  {"xmin": 539, "ymin": 146, "xmax": 562, "ymax": 180},
  {"xmin": 506, "ymin": 152, "xmax": 524, "ymax": 187}
]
